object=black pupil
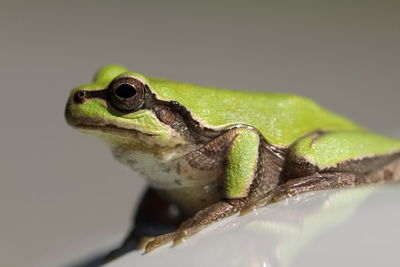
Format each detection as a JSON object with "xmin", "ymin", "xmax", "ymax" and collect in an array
[{"xmin": 116, "ymin": 84, "xmax": 137, "ymax": 99}]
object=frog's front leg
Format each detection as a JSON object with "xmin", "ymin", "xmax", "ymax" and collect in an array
[
  {"xmin": 143, "ymin": 128, "xmax": 262, "ymax": 253},
  {"xmin": 143, "ymin": 199, "xmax": 246, "ymax": 253}
]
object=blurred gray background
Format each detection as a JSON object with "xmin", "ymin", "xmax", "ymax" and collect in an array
[{"xmin": 1, "ymin": 1, "xmax": 399, "ymax": 266}]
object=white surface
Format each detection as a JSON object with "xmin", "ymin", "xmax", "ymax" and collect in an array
[{"xmin": 108, "ymin": 184, "xmax": 400, "ymax": 267}]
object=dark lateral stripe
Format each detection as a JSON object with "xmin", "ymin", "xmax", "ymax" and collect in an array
[{"xmin": 84, "ymin": 88, "xmax": 108, "ymax": 100}]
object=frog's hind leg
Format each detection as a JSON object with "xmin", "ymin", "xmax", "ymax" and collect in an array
[{"xmin": 242, "ymin": 152, "xmax": 400, "ymax": 213}]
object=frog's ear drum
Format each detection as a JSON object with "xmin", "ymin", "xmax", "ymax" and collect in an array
[{"xmin": 108, "ymin": 76, "xmax": 146, "ymax": 113}]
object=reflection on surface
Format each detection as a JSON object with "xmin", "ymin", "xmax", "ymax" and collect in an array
[
  {"xmin": 109, "ymin": 184, "xmax": 399, "ymax": 267},
  {"xmin": 244, "ymin": 186, "xmax": 376, "ymax": 267}
]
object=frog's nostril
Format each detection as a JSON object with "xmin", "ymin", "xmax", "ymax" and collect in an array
[{"xmin": 74, "ymin": 90, "xmax": 86, "ymax": 103}]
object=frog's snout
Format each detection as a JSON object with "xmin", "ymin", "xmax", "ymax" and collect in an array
[{"xmin": 64, "ymin": 90, "xmax": 90, "ymax": 127}]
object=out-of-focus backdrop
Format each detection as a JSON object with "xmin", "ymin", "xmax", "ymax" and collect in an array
[{"xmin": 1, "ymin": 1, "xmax": 399, "ymax": 266}]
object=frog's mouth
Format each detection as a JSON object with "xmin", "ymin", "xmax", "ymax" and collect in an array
[
  {"xmin": 65, "ymin": 104, "xmax": 157, "ymax": 138},
  {"xmin": 78, "ymin": 123, "xmax": 156, "ymax": 137}
]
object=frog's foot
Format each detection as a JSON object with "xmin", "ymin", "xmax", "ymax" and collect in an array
[
  {"xmin": 143, "ymin": 200, "xmax": 244, "ymax": 253},
  {"xmin": 241, "ymin": 172, "xmax": 359, "ymax": 215}
]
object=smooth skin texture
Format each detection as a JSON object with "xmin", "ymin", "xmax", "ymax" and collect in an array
[
  {"xmin": 225, "ymin": 128, "xmax": 260, "ymax": 198},
  {"xmin": 65, "ymin": 65, "xmax": 400, "ymax": 261}
]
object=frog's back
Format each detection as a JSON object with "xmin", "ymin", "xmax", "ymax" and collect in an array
[{"xmin": 147, "ymin": 77, "xmax": 395, "ymax": 148}]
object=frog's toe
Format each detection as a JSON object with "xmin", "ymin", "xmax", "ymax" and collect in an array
[
  {"xmin": 172, "ymin": 235, "xmax": 185, "ymax": 247},
  {"xmin": 172, "ymin": 226, "xmax": 198, "ymax": 247},
  {"xmin": 143, "ymin": 232, "xmax": 176, "ymax": 254},
  {"xmin": 137, "ymin": 236, "xmax": 155, "ymax": 250}
]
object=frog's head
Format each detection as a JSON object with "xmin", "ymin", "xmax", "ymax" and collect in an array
[{"xmin": 65, "ymin": 64, "xmax": 190, "ymax": 152}]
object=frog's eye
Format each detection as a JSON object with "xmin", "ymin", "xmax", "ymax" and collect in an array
[{"xmin": 108, "ymin": 77, "xmax": 145, "ymax": 112}]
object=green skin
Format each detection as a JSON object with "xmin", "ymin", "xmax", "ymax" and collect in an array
[{"xmin": 65, "ymin": 64, "xmax": 400, "ymax": 259}]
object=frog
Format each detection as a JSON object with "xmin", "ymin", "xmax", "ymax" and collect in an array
[{"xmin": 65, "ymin": 64, "xmax": 400, "ymax": 258}]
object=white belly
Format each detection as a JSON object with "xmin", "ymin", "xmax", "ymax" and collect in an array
[{"xmin": 111, "ymin": 145, "xmax": 224, "ymax": 190}]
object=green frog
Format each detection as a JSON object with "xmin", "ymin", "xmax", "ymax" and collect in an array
[{"xmin": 65, "ymin": 64, "xmax": 400, "ymax": 256}]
